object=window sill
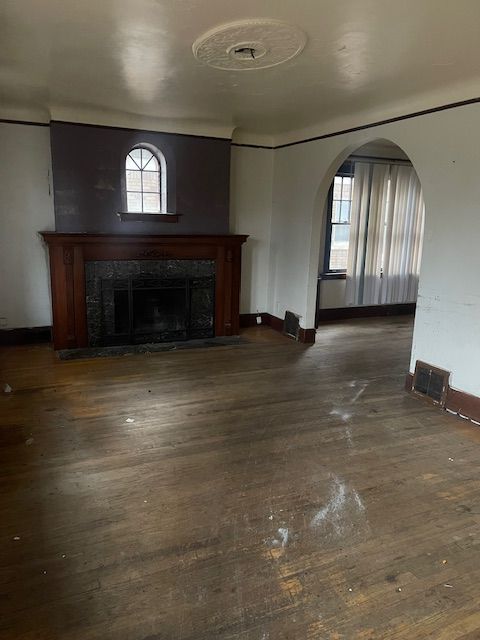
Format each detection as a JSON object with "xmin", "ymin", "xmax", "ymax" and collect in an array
[
  {"xmin": 117, "ymin": 212, "xmax": 181, "ymax": 223},
  {"xmin": 320, "ymin": 272, "xmax": 347, "ymax": 280}
]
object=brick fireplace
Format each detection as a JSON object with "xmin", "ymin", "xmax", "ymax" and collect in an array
[{"xmin": 41, "ymin": 233, "xmax": 248, "ymax": 350}]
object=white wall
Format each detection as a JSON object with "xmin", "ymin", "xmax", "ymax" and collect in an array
[
  {"xmin": 267, "ymin": 103, "xmax": 480, "ymax": 396},
  {"xmin": 319, "ymin": 279, "xmax": 347, "ymax": 309},
  {"xmin": 0, "ymin": 123, "xmax": 55, "ymax": 328},
  {"xmin": 230, "ymin": 146, "xmax": 273, "ymax": 314}
]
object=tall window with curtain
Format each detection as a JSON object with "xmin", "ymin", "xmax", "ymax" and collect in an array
[
  {"xmin": 324, "ymin": 166, "xmax": 354, "ymax": 272},
  {"xmin": 324, "ymin": 159, "xmax": 425, "ymax": 306}
]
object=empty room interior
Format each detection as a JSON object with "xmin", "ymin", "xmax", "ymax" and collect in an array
[{"xmin": 2, "ymin": 1, "xmax": 480, "ymax": 638}]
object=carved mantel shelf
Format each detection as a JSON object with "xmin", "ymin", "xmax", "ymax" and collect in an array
[{"xmin": 40, "ymin": 232, "xmax": 248, "ymax": 350}]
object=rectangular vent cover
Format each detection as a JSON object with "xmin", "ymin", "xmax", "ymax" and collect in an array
[
  {"xmin": 412, "ymin": 360, "xmax": 449, "ymax": 406},
  {"xmin": 284, "ymin": 311, "xmax": 300, "ymax": 340}
]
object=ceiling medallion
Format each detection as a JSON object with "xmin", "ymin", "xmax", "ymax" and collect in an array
[{"xmin": 192, "ymin": 19, "xmax": 307, "ymax": 71}]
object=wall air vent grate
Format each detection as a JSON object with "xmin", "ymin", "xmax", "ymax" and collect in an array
[
  {"xmin": 412, "ymin": 360, "xmax": 450, "ymax": 406},
  {"xmin": 284, "ymin": 311, "xmax": 300, "ymax": 340}
]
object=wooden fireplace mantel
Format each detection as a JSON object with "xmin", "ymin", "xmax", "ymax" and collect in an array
[{"xmin": 40, "ymin": 232, "xmax": 248, "ymax": 350}]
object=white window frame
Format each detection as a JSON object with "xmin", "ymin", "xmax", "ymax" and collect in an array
[{"xmin": 125, "ymin": 143, "xmax": 167, "ymax": 214}]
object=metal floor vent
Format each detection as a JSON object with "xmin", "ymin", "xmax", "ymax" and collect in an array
[
  {"xmin": 412, "ymin": 360, "xmax": 450, "ymax": 406},
  {"xmin": 284, "ymin": 311, "xmax": 300, "ymax": 340}
]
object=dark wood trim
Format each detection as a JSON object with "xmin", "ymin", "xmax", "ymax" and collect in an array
[
  {"xmin": 0, "ymin": 118, "xmax": 50, "ymax": 128},
  {"xmin": 239, "ymin": 313, "xmax": 255, "ymax": 328},
  {"xmin": 276, "ymin": 96, "xmax": 480, "ymax": 149},
  {"xmin": 51, "ymin": 120, "xmax": 230, "ymax": 142},
  {"xmin": 446, "ymin": 387, "xmax": 480, "ymax": 424},
  {"xmin": 41, "ymin": 232, "xmax": 247, "ymax": 350},
  {"xmin": 4, "ymin": 95, "xmax": 480, "ymax": 145},
  {"xmin": 406, "ymin": 371, "xmax": 480, "ymax": 424},
  {"xmin": 320, "ymin": 272, "xmax": 347, "ymax": 280},
  {"xmin": 240, "ymin": 313, "xmax": 316, "ymax": 344},
  {"xmin": 231, "ymin": 142, "xmax": 275, "ymax": 150},
  {"xmin": 405, "ymin": 372, "xmax": 414, "ymax": 392},
  {"xmin": 239, "ymin": 313, "xmax": 268, "ymax": 327},
  {"xmin": 215, "ymin": 245, "xmax": 226, "ymax": 336},
  {"xmin": 40, "ymin": 232, "xmax": 247, "ymax": 245},
  {"xmin": 117, "ymin": 213, "xmax": 181, "ymax": 223},
  {"xmin": 299, "ymin": 327, "xmax": 316, "ymax": 344},
  {"xmin": 0, "ymin": 326, "xmax": 52, "ymax": 345},
  {"xmin": 317, "ymin": 303, "xmax": 416, "ymax": 322},
  {"xmin": 232, "ymin": 96, "xmax": 480, "ymax": 150},
  {"xmin": 266, "ymin": 313, "xmax": 284, "ymax": 334}
]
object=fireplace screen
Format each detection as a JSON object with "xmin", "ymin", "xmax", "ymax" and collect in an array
[{"xmin": 85, "ymin": 260, "xmax": 215, "ymax": 346}]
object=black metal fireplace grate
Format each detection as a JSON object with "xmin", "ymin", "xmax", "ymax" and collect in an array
[{"xmin": 85, "ymin": 260, "xmax": 215, "ymax": 347}]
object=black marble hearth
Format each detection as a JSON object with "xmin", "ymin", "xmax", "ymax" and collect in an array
[
  {"xmin": 58, "ymin": 335, "xmax": 247, "ymax": 360},
  {"xmin": 85, "ymin": 260, "xmax": 215, "ymax": 347}
]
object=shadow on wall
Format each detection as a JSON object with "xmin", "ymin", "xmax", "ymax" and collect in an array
[{"xmin": 239, "ymin": 237, "xmax": 258, "ymax": 313}]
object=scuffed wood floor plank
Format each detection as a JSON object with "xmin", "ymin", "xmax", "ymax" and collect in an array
[{"xmin": 1, "ymin": 317, "xmax": 480, "ymax": 639}]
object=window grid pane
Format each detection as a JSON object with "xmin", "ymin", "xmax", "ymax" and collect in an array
[
  {"xmin": 142, "ymin": 171, "xmax": 159, "ymax": 193},
  {"xmin": 329, "ymin": 223, "xmax": 351, "ymax": 270},
  {"xmin": 126, "ymin": 146, "xmax": 162, "ymax": 213},
  {"xmin": 126, "ymin": 169, "xmax": 141, "ymax": 191},
  {"xmin": 328, "ymin": 173, "xmax": 354, "ymax": 271},
  {"xmin": 341, "ymin": 177, "xmax": 352, "ymax": 200},
  {"xmin": 333, "ymin": 176, "xmax": 342, "ymax": 200},
  {"xmin": 127, "ymin": 191, "xmax": 142, "ymax": 213},
  {"xmin": 128, "ymin": 149, "xmax": 142, "ymax": 169},
  {"xmin": 143, "ymin": 193, "xmax": 160, "ymax": 213}
]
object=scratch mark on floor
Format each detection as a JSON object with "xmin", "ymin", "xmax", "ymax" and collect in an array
[{"xmin": 310, "ymin": 474, "xmax": 369, "ymax": 542}]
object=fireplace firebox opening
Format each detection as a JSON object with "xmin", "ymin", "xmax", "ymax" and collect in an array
[{"xmin": 86, "ymin": 260, "xmax": 215, "ymax": 347}]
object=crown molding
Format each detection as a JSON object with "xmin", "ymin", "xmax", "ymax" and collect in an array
[
  {"xmin": 49, "ymin": 106, "xmax": 234, "ymax": 139},
  {"xmin": 271, "ymin": 79, "xmax": 480, "ymax": 148},
  {"xmin": 0, "ymin": 104, "xmax": 235, "ymax": 139},
  {"xmin": 2, "ymin": 78, "xmax": 480, "ymax": 149}
]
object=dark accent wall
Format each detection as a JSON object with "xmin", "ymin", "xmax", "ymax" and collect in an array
[{"xmin": 50, "ymin": 122, "xmax": 231, "ymax": 234}]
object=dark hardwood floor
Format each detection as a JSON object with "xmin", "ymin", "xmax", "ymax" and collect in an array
[{"xmin": 1, "ymin": 316, "xmax": 480, "ymax": 639}]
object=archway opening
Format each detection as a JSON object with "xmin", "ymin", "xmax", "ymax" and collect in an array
[{"xmin": 314, "ymin": 139, "xmax": 425, "ymax": 330}]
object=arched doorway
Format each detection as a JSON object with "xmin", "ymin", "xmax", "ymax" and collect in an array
[{"xmin": 313, "ymin": 139, "xmax": 425, "ymax": 327}]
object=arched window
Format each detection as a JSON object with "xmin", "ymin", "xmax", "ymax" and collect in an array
[{"xmin": 125, "ymin": 144, "xmax": 166, "ymax": 213}]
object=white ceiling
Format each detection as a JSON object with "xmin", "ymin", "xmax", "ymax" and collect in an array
[{"xmin": 2, "ymin": 0, "xmax": 480, "ymax": 144}]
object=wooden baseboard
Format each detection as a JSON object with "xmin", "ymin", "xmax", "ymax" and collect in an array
[
  {"xmin": 239, "ymin": 313, "xmax": 269, "ymax": 328},
  {"xmin": 445, "ymin": 387, "xmax": 480, "ymax": 424},
  {"xmin": 299, "ymin": 327, "xmax": 316, "ymax": 344},
  {"xmin": 267, "ymin": 313, "xmax": 284, "ymax": 334},
  {"xmin": 317, "ymin": 303, "xmax": 416, "ymax": 322},
  {"xmin": 405, "ymin": 371, "xmax": 480, "ymax": 424},
  {"xmin": 405, "ymin": 372, "xmax": 414, "ymax": 391},
  {"xmin": 0, "ymin": 326, "xmax": 52, "ymax": 346},
  {"xmin": 240, "ymin": 313, "xmax": 316, "ymax": 344}
]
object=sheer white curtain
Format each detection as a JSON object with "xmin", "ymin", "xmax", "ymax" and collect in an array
[
  {"xmin": 345, "ymin": 163, "xmax": 369, "ymax": 306},
  {"xmin": 346, "ymin": 162, "xmax": 425, "ymax": 306},
  {"xmin": 345, "ymin": 162, "xmax": 390, "ymax": 305},
  {"xmin": 380, "ymin": 166, "xmax": 425, "ymax": 304}
]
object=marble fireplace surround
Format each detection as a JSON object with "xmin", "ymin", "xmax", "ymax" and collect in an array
[{"xmin": 40, "ymin": 233, "xmax": 248, "ymax": 350}]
